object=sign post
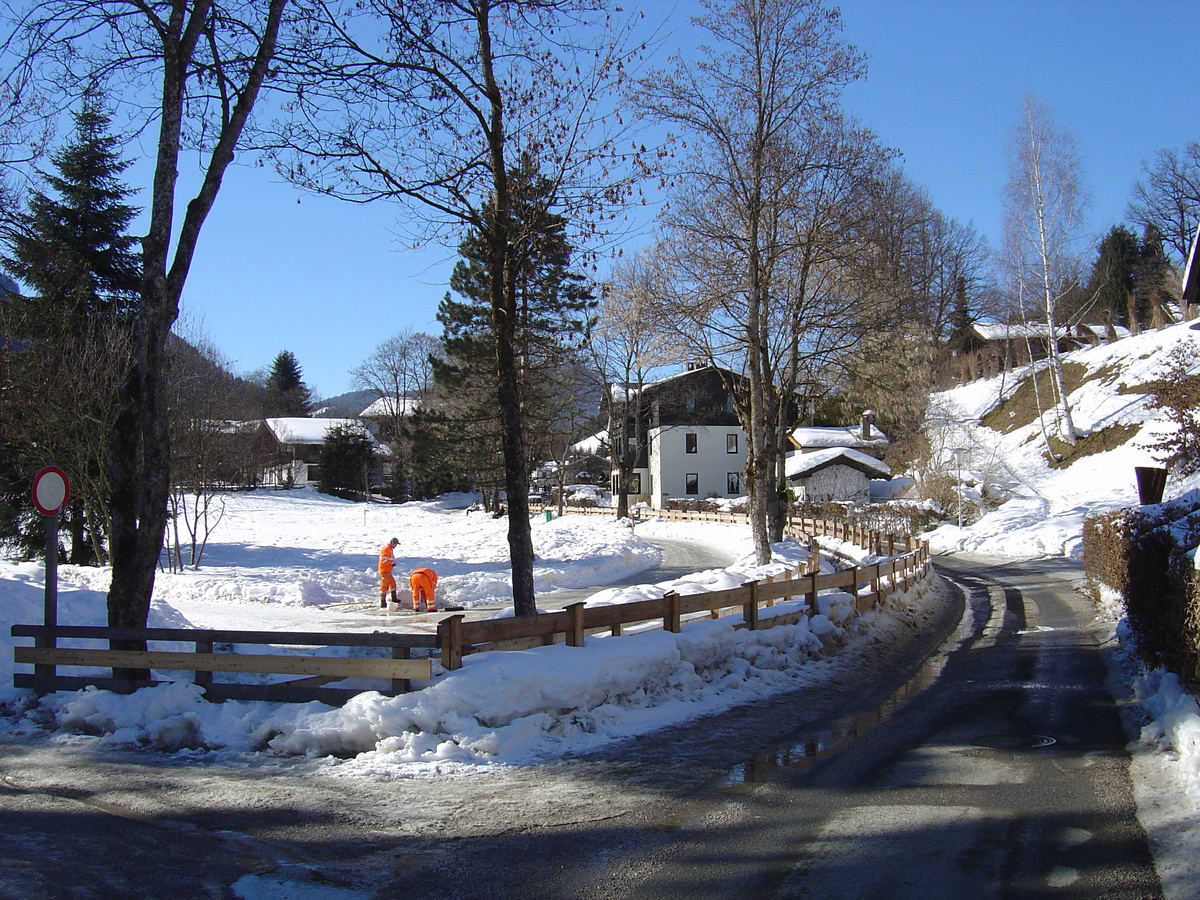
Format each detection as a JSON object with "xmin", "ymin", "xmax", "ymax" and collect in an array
[{"xmin": 31, "ymin": 467, "xmax": 69, "ymax": 688}]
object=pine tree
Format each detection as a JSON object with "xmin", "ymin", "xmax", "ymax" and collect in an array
[
  {"xmin": 264, "ymin": 350, "xmax": 314, "ymax": 417},
  {"xmin": 0, "ymin": 90, "xmax": 141, "ymax": 563},
  {"xmin": 427, "ymin": 156, "xmax": 596, "ymax": 498}
]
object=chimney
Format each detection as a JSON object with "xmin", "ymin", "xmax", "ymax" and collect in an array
[{"xmin": 861, "ymin": 410, "xmax": 875, "ymax": 441}]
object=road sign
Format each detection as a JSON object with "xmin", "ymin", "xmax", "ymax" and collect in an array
[{"xmin": 32, "ymin": 466, "xmax": 70, "ymax": 516}]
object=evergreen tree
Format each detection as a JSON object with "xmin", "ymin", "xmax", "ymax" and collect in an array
[
  {"xmin": 318, "ymin": 424, "xmax": 374, "ymax": 500},
  {"xmin": 0, "ymin": 90, "xmax": 141, "ymax": 563},
  {"xmin": 263, "ymin": 350, "xmax": 314, "ymax": 417},
  {"xmin": 1083, "ymin": 225, "xmax": 1139, "ymax": 329},
  {"xmin": 427, "ymin": 156, "xmax": 596, "ymax": 496},
  {"xmin": 2, "ymin": 89, "xmax": 140, "ymax": 331},
  {"xmin": 1134, "ymin": 224, "xmax": 1175, "ymax": 330},
  {"xmin": 945, "ymin": 276, "xmax": 976, "ymax": 353}
]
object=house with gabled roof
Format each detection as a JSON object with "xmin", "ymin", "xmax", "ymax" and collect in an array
[
  {"xmin": 609, "ymin": 363, "xmax": 748, "ymax": 509},
  {"xmin": 790, "ymin": 411, "xmax": 889, "ymax": 459},
  {"xmin": 258, "ymin": 417, "xmax": 386, "ymax": 488},
  {"xmin": 785, "ymin": 446, "xmax": 891, "ymax": 503}
]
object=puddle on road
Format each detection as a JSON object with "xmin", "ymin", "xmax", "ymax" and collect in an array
[
  {"xmin": 724, "ymin": 649, "xmax": 949, "ymax": 787},
  {"xmin": 724, "ymin": 572, "xmax": 984, "ymax": 788}
]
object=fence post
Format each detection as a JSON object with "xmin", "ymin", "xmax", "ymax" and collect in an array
[
  {"xmin": 391, "ymin": 645, "xmax": 411, "ymax": 694},
  {"xmin": 566, "ymin": 602, "xmax": 585, "ymax": 647},
  {"xmin": 663, "ymin": 591, "xmax": 681, "ymax": 633},
  {"xmin": 807, "ymin": 570, "xmax": 819, "ymax": 617},
  {"xmin": 195, "ymin": 640, "xmax": 213, "ymax": 691},
  {"xmin": 742, "ymin": 580, "xmax": 759, "ymax": 630},
  {"xmin": 438, "ymin": 614, "xmax": 464, "ymax": 671}
]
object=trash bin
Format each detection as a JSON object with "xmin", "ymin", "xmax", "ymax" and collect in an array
[
  {"xmin": 544, "ymin": 510, "xmax": 553, "ymax": 522},
  {"xmin": 1135, "ymin": 466, "xmax": 1168, "ymax": 505}
]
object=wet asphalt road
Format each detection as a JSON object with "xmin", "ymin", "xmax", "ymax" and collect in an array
[{"xmin": 0, "ymin": 554, "xmax": 1161, "ymax": 898}]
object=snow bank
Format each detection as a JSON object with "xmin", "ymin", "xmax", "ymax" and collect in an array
[{"xmin": 4, "ymin": 573, "xmax": 942, "ymax": 770}]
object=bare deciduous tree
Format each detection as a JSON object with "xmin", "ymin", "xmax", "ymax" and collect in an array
[
  {"xmin": 636, "ymin": 0, "xmax": 868, "ymax": 562},
  {"xmin": 4, "ymin": 0, "xmax": 301, "ymax": 644},
  {"xmin": 270, "ymin": 0, "xmax": 644, "ymax": 615},
  {"xmin": 1128, "ymin": 139, "xmax": 1200, "ymax": 265},
  {"xmin": 591, "ymin": 251, "xmax": 671, "ymax": 519},
  {"xmin": 1001, "ymin": 94, "xmax": 1089, "ymax": 450}
]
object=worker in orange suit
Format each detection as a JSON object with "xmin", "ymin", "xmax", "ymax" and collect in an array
[
  {"xmin": 409, "ymin": 567, "xmax": 438, "ymax": 612},
  {"xmin": 378, "ymin": 537, "xmax": 400, "ymax": 608}
]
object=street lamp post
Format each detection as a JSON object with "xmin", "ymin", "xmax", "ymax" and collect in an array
[{"xmin": 952, "ymin": 448, "xmax": 967, "ymax": 529}]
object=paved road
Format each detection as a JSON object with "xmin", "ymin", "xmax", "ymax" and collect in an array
[{"xmin": 0, "ymin": 555, "xmax": 1161, "ymax": 898}]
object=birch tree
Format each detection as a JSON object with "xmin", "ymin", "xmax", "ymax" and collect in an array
[{"xmin": 1002, "ymin": 94, "xmax": 1089, "ymax": 449}]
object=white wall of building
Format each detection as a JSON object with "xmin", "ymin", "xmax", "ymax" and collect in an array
[
  {"xmin": 793, "ymin": 465, "xmax": 870, "ymax": 503},
  {"xmin": 648, "ymin": 424, "xmax": 746, "ymax": 508}
]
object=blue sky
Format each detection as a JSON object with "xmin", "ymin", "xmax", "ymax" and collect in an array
[{"xmin": 168, "ymin": 0, "xmax": 1200, "ymax": 400}]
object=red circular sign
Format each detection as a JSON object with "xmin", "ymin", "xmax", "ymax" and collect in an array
[{"xmin": 32, "ymin": 466, "xmax": 70, "ymax": 516}]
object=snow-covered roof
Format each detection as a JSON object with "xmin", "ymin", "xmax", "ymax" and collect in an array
[
  {"xmin": 790, "ymin": 424, "xmax": 889, "ymax": 451},
  {"xmin": 264, "ymin": 417, "xmax": 369, "ymax": 445},
  {"xmin": 971, "ymin": 322, "xmax": 1069, "ymax": 341},
  {"xmin": 785, "ymin": 447, "xmax": 891, "ymax": 480},
  {"xmin": 360, "ymin": 396, "xmax": 420, "ymax": 418}
]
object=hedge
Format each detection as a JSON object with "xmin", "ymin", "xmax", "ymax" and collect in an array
[{"xmin": 1083, "ymin": 490, "xmax": 1200, "ymax": 689}]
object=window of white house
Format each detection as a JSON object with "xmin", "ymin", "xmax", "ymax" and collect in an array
[
  {"xmin": 685, "ymin": 432, "xmax": 697, "ymax": 453},
  {"xmin": 627, "ymin": 473, "xmax": 641, "ymax": 494},
  {"xmin": 726, "ymin": 433, "xmax": 738, "ymax": 453},
  {"xmin": 727, "ymin": 472, "xmax": 741, "ymax": 494},
  {"xmin": 726, "ymin": 394, "xmax": 735, "ymax": 414},
  {"xmin": 686, "ymin": 396, "xmax": 697, "ymax": 413},
  {"xmin": 685, "ymin": 473, "xmax": 698, "ymax": 495}
]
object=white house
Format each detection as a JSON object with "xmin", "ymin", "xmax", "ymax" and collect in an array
[{"xmin": 610, "ymin": 365, "xmax": 748, "ymax": 509}]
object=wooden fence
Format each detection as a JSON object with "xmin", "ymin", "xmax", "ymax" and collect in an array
[
  {"xmin": 436, "ymin": 537, "xmax": 929, "ymax": 670},
  {"xmin": 10, "ymin": 510, "xmax": 929, "ymax": 703},
  {"xmin": 11, "ymin": 625, "xmax": 435, "ymax": 704}
]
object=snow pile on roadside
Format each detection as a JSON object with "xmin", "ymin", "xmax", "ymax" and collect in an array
[{"xmin": 5, "ymin": 571, "xmax": 944, "ymax": 769}]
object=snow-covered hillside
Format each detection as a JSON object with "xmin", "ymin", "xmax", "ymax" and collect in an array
[{"xmin": 924, "ymin": 319, "xmax": 1200, "ymax": 558}]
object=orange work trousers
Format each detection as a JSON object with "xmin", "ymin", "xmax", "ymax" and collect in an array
[{"xmin": 409, "ymin": 568, "xmax": 438, "ymax": 612}]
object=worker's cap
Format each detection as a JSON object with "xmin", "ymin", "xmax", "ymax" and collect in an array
[{"xmin": 390, "ymin": 537, "xmax": 399, "ymax": 545}]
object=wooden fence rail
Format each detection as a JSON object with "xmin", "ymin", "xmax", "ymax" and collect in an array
[{"xmin": 11, "ymin": 624, "xmax": 436, "ymax": 704}]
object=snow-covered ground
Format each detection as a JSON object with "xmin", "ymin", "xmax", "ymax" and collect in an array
[{"xmin": 2, "ymin": 320, "xmax": 1200, "ymax": 892}]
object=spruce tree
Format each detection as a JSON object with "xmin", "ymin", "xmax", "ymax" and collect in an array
[
  {"xmin": 2, "ymin": 89, "xmax": 140, "ymax": 332},
  {"xmin": 0, "ymin": 90, "xmax": 141, "ymax": 563},
  {"xmin": 264, "ymin": 350, "xmax": 314, "ymax": 417},
  {"xmin": 1083, "ymin": 225, "xmax": 1139, "ymax": 329},
  {"xmin": 1134, "ymin": 225, "xmax": 1175, "ymax": 330}
]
